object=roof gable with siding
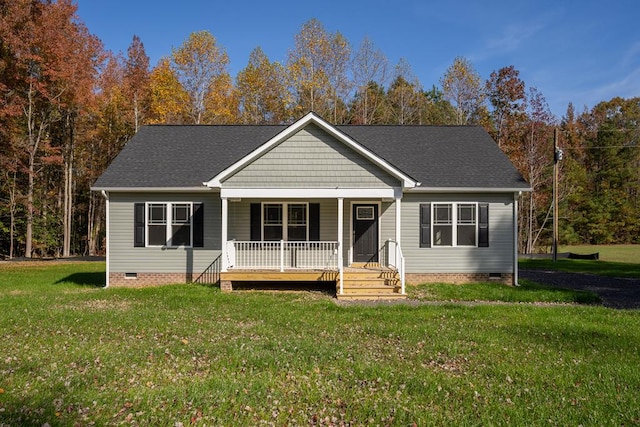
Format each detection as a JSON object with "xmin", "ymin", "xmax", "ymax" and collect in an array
[{"xmin": 221, "ymin": 123, "xmax": 401, "ymax": 189}]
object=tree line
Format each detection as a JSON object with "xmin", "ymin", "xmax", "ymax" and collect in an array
[{"xmin": 0, "ymin": 1, "xmax": 638, "ymax": 259}]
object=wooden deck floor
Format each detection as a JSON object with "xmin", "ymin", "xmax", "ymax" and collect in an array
[{"xmin": 221, "ymin": 266, "xmax": 405, "ymax": 300}]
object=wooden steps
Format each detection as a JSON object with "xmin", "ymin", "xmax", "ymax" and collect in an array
[{"xmin": 337, "ymin": 268, "xmax": 405, "ymax": 301}]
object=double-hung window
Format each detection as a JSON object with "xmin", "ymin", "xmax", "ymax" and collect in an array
[
  {"xmin": 134, "ymin": 202, "xmax": 203, "ymax": 248},
  {"xmin": 420, "ymin": 202, "xmax": 489, "ymax": 248},
  {"xmin": 262, "ymin": 203, "xmax": 308, "ymax": 241},
  {"xmin": 147, "ymin": 202, "xmax": 192, "ymax": 247}
]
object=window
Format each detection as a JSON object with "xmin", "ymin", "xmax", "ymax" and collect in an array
[
  {"xmin": 261, "ymin": 203, "xmax": 307, "ymax": 241},
  {"xmin": 457, "ymin": 204, "xmax": 477, "ymax": 246},
  {"xmin": 263, "ymin": 204, "xmax": 283, "ymax": 240},
  {"xmin": 148, "ymin": 203, "xmax": 168, "ymax": 246},
  {"xmin": 433, "ymin": 204, "xmax": 453, "ymax": 246},
  {"xmin": 147, "ymin": 202, "xmax": 192, "ymax": 247},
  {"xmin": 171, "ymin": 203, "xmax": 192, "ymax": 246},
  {"xmin": 356, "ymin": 206, "xmax": 375, "ymax": 220},
  {"xmin": 134, "ymin": 202, "xmax": 203, "ymax": 248},
  {"xmin": 287, "ymin": 204, "xmax": 307, "ymax": 241},
  {"xmin": 420, "ymin": 202, "xmax": 489, "ymax": 248}
]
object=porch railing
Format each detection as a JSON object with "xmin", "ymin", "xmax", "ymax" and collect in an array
[
  {"xmin": 385, "ymin": 239, "xmax": 406, "ymax": 294},
  {"xmin": 193, "ymin": 255, "xmax": 222, "ymax": 286},
  {"xmin": 226, "ymin": 240, "xmax": 339, "ymax": 271}
]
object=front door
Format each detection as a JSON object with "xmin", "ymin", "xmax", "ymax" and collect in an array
[{"xmin": 352, "ymin": 204, "xmax": 378, "ymax": 263}]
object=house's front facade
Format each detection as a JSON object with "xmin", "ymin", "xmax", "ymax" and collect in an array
[{"xmin": 92, "ymin": 113, "xmax": 530, "ymax": 299}]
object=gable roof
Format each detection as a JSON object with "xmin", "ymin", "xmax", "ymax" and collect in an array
[
  {"xmin": 206, "ymin": 112, "xmax": 417, "ymax": 188},
  {"xmin": 92, "ymin": 115, "xmax": 530, "ymax": 192}
]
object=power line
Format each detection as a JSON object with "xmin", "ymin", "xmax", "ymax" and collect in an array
[{"xmin": 561, "ymin": 145, "xmax": 639, "ymax": 150}]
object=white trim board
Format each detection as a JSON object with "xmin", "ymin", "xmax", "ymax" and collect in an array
[{"xmin": 220, "ymin": 188, "xmax": 401, "ymax": 199}]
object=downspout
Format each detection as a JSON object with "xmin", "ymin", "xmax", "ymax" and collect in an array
[
  {"xmin": 513, "ymin": 192, "xmax": 520, "ymax": 286},
  {"xmin": 101, "ymin": 190, "xmax": 110, "ymax": 288}
]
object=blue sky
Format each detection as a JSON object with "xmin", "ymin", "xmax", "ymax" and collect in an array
[{"xmin": 74, "ymin": 0, "xmax": 640, "ymax": 118}]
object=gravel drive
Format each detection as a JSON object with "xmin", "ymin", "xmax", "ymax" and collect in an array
[{"xmin": 520, "ymin": 269, "xmax": 640, "ymax": 309}]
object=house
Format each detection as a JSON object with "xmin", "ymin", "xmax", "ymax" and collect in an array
[{"xmin": 91, "ymin": 112, "xmax": 531, "ymax": 299}]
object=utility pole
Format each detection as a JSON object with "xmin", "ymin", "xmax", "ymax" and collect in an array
[{"xmin": 552, "ymin": 128, "xmax": 562, "ymax": 262}]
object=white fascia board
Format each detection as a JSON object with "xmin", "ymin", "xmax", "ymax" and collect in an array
[
  {"xmin": 408, "ymin": 186, "xmax": 533, "ymax": 193},
  {"xmin": 220, "ymin": 187, "xmax": 400, "ymax": 199},
  {"xmin": 205, "ymin": 112, "xmax": 417, "ymax": 189},
  {"xmin": 90, "ymin": 186, "xmax": 214, "ymax": 193}
]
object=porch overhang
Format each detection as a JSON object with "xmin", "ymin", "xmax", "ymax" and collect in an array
[{"xmin": 220, "ymin": 187, "xmax": 402, "ymax": 199}]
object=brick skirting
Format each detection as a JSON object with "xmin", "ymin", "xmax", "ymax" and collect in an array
[
  {"xmin": 108, "ymin": 272, "xmax": 193, "ymax": 287},
  {"xmin": 108, "ymin": 272, "xmax": 515, "ymax": 288},
  {"xmin": 405, "ymin": 272, "xmax": 515, "ymax": 286}
]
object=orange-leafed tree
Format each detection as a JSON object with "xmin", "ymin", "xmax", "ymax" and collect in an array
[
  {"xmin": 124, "ymin": 35, "xmax": 150, "ymax": 132},
  {"xmin": 486, "ymin": 65, "xmax": 526, "ymax": 148},
  {"xmin": 148, "ymin": 57, "xmax": 189, "ymax": 124},
  {"xmin": 0, "ymin": 0, "xmax": 102, "ymax": 257}
]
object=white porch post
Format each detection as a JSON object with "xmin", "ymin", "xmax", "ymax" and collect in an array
[
  {"xmin": 221, "ymin": 197, "xmax": 228, "ymax": 272},
  {"xmin": 514, "ymin": 192, "xmax": 519, "ymax": 286},
  {"xmin": 103, "ymin": 191, "xmax": 109, "ymax": 288},
  {"xmin": 337, "ymin": 197, "xmax": 344, "ymax": 295},
  {"xmin": 396, "ymin": 197, "xmax": 405, "ymax": 294},
  {"xmin": 395, "ymin": 197, "xmax": 401, "ymax": 245}
]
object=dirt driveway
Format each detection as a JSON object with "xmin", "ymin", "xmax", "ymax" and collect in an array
[{"xmin": 520, "ymin": 269, "xmax": 640, "ymax": 309}]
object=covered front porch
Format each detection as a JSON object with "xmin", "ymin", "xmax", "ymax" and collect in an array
[{"xmin": 218, "ymin": 190, "xmax": 406, "ymax": 299}]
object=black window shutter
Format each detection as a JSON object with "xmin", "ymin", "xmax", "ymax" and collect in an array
[
  {"xmin": 478, "ymin": 203, "xmax": 489, "ymax": 247},
  {"xmin": 250, "ymin": 203, "xmax": 261, "ymax": 241},
  {"xmin": 192, "ymin": 203, "xmax": 204, "ymax": 247},
  {"xmin": 134, "ymin": 203, "xmax": 145, "ymax": 247},
  {"xmin": 419, "ymin": 203, "xmax": 431, "ymax": 248},
  {"xmin": 309, "ymin": 203, "xmax": 320, "ymax": 241}
]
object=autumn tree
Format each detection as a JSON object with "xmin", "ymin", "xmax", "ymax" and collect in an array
[
  {"xmin": 172, "ymin": 31, "xmax": 230, "ymax": 124},
  {"xmin": 203, "ymin": 72, "xmax": 238, "ymax": 124},
  {"xmin": 440, "ymin": 56, "xmax": 485, "ymax": 125},
  {"xmin": 350, "ymin": 36, "xmax": 389, "ymax": 124},
  {"xmin": 287, "ymin": 19, "xmax": 333, "ymax": 118},
  {"xmin": 325, "ymin": 31, "xmax": 351, "ymax": 124},
  {"xmin": 386, "ymin": 58, "xmax": 423, "ymax": 124},
  {"xmin": 124, "ymin": 35, "xmax": 150, "ymax": 132},
  {"xmin": 148, "ymin": 57, "xmax": 189, "ymax": 124},
  {"xmin": 236, "ymin": 47, "xmax": 291, "ymax": 124},
  {"xmin": 0, "ymin": 0, "xmax": 101, "ymax": 257},
  {"xmin": 519, "ymin": 87, "xmax": 556, "ymax": 253},
  {"xmin": 486, "ymin": 65, "xmax": 526, "ymax": 148}
]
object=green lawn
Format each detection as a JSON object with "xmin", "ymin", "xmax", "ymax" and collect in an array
[
  {"xmin": 559, "ymin": 244, "xmax": 639, "ymax": 264},
  {"xmin": 1, "ymin": 262, "xmax": 640, "ymax": 426}
]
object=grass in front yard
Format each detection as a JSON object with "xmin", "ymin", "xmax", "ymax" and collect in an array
[
  {"xmin": 1, "ymin": 262, "xmax": 640, "ymax": 425},
  {"xmin": 408, "ymin": 280, "xmax": 601, "ymax": 305},
  {"xmin": 519, "ymin": 258, "xmax": 640, "ymax": 279}
]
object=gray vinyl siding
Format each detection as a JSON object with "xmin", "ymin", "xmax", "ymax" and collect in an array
[
  {"xmin": 228, "ymin": 199, "xmax": 339, "ymax": 242},
  {"xmin": 109, "ymin": 192, "xmax": 221, "ymax": 274},
  {"xmin": 228, "ymin": 199, "xmax": 395, "ymax": 267},
  {"xmin": 380, "ymin": 201, "xmax": 396, "ymax": 244},
  {"xmin": 401, "ymin": 193, "xmax": 515, "ymax": 273},
  {"xmin": 222, "ymin": 124, "xmax": 400, "ymax": 189}
]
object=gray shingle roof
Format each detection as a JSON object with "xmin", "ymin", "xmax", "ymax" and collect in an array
[{"xmin": 92, "ymin": 123, "xmax": 529, "ymax": 190}]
